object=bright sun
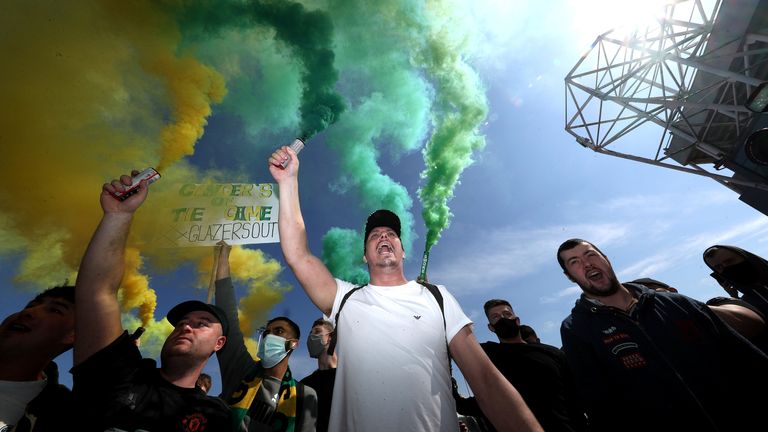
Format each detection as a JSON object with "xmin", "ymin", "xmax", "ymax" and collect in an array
[{"xmin": 569, "ymin": 0, "xmax": 719, "ymax": 48}]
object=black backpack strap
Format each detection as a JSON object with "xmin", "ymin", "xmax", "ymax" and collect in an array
[
  {"xmin": 327, "ymin": 284, "xmax": 366, "ymax": 356},
  {"xmin": 416, "ymin": 280, "xmax": 453, "ymax": 376},
  {"xmin": 418, "ymin": 281, "xmax": 446, "ymax": 325}
]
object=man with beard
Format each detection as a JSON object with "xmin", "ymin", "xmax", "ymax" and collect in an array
[
  {"xmin": 557, "ymin": 239, "xmax": 768, "ymax": 432},
  {"xmin": 454, "ymin": 300, "xmax": 587, "ymax": 432},
  {"xmin": 269, "ymin": 146, "xmax": 543, "ymax": 432}
]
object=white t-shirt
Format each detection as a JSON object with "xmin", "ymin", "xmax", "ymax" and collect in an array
[
  {"xmin": 0, "ymin": 376, "xmax": 46, "ymax": 429},
  {"xmin": 328, "ymin": 279, "xmax": 471, "ymax": 432}
]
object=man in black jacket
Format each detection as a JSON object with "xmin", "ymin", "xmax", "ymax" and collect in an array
[
  {"xmin": 300, "ymin": 318, "xmax": 337, "ymax": 432},
  {"xmin": 557, "ymin": 238, "xmax": 768, "ymax": 432},
  {"xmin": 72, "ymin": 170, "xmax": 231, "ymax": 431},
  {"xmin": 455, "ymin": 299, "xmax": 587, "ymax": 432}
]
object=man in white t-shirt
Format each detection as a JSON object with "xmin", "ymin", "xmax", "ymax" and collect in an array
[
  {"xmin": 269, "ymin": 146, "xmax": 542, "ymax": 432},
  {"xmin": 0, "ymin": 285, "xmax": 75, "ymax": 430}
]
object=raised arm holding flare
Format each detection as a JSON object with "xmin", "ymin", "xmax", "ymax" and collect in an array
[
  {"xmin": 269, "ymin": 147, "xmax": 542, "ymax": 432},
  {"xmin": 269, "ymin": 147, "xmax": 337, "ymax": 316},
  {"xmin": 72, "ymin": 170, "xmax": 231, "ymax": 431},
  {"xmin": 74, "ymin": 171, "xmax": 149, "ymax": 366}
]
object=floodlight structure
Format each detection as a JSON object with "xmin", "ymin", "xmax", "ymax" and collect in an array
[{"xmin": 565, "ymin": 0, "xmax": 768, "ymax": 213}]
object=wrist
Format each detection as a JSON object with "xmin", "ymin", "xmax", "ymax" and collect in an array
[{"xmin": 102, "ymin": 211, "xmax": 135, "ymax": 222}]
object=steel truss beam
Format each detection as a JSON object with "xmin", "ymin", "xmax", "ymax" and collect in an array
[{"xmin": 565, "ymin": 0, "xmax": 768, "ymax": 191}]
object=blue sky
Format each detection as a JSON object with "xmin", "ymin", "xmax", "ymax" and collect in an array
[{"xmin": 4, "ymin": 0, "xmax": 765, "ymax": 396}]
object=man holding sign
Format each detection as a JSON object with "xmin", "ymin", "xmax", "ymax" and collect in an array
[
  {"xmin": 212, "ymin": 242, "xmax": 318, "ymax": 432},
  {"xmin": 268, "ymin": 147, "xmax": 542, "ymax": 432}
]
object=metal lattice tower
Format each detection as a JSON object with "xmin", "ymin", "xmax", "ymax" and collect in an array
[{"xmin": 565, "ymin": 0, "xmax": 768, "ymax": 196}]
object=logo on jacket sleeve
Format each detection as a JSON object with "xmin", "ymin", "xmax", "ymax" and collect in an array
[{"xmin": 182, "ymin": 413, "xmax": 208, "ymax": 432}]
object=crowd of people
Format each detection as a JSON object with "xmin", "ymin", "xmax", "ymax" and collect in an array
[{"xmin": 2, "ymin": 147, "xmax": 767, "ymax": 431}]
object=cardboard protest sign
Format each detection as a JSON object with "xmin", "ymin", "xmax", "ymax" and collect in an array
[{"xmin": 156, "ymin": 183, "xmax": 279, "ymax": 247}]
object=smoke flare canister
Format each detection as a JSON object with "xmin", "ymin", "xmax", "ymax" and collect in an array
[
  {"xmin": 419, "ymin": 250, "xmax": 430, "ymax": 282},
  {"xmin": 112, "ymin": 168, "xmax": 161, "ymax": 201},
  {"xmin": 280, "ymin": 138, "xmax": 305, "ymax": 168},
  {"xmin": 130, "ymin": 326, "xmax": 146, "ymax": 341}
]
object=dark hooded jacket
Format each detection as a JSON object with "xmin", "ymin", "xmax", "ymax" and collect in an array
[
  {"xmin": 561, "ymin": 283, "xmax": 768, "ymax": 432},
  {"xmin": 704, "ymin": 245, "xmax": 768, "ymax": 319}
]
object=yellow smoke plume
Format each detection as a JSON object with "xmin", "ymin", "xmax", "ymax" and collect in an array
[
  {"xmin": 196, "ymin": 245, "xmax": 289, "ymax": 359},
  {"xmin": 245, "ymin": 338, "xmax": 260, "ymax": 361},
  {"xmin": 119, "ymin": 247, "xmax": 158, "ymax": 326},
  {"xmin": 0, "ymin": 1, "xmax": 262, "ymax": 330},
  {"xmin": 153, "ymin": 56, "xmax": 227, "ymax": 172},
  {"xmin": 197, "ymin": 246, "xmax": 289, "ymax": 334},
  {"xmin": 96, "ymin": 1, "xmax": 227, "ymax": 172}
]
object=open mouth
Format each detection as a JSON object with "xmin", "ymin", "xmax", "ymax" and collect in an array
[
  {"xmin": 587, "ymin": 270, "xmax": 603, "ymax": 281},
  {"xmin": 377, "ymin": 243, "xmax": 393, "ymax": 254},
  {"xmin": 6, "ymin": 322, "xmax": 31, "ymax": 333}
]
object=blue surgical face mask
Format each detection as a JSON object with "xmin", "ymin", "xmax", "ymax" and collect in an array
[{"xmin": 258, "ymin": 334, "xmax": 293, "ymax": 368}]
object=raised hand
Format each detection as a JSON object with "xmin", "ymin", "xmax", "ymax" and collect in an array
[
  {"xmin": 99, "ymin": 170, "xmax": 149, "ymax": 214},
  {"xmin": 268, "ymin": 146, "xmax": 299, "ymax": 183}
]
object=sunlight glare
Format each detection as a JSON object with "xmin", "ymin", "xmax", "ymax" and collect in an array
[{"xmin": 571, "ymin": 0, "xmax": 674, "ymax": 46}]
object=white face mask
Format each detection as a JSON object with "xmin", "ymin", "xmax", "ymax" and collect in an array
[
  {"xmin": 307, "ymin": 333, "xmax": 327, "ymax": 358},
  {"xmin": 258, "ymin": 334, "xmax": 293, "ymax": 368}
]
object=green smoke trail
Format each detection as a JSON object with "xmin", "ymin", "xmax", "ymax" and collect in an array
[
  {"xmin": 417, "ymin": 37, "xmax": 488, "ymax": 251},
  {"xmin": 175, "ymin": 0, "xmax": 345, "ymax": 140},
  {"xmin": 318, "ymin": 0, "xmax": 488, "ymax": 279},
  {"xmin": 322, "ymin": 227, "xmax": 370, "ymax": 284},
  {"xmin": 246, "ymin": 1, "xmax": 345, "ymax": 139},
  {"xmin": 197, "ymin": 32, "xmax": 303, "ymax": 138},
  {"xmin": 318, "ymin": 0, "xmax": 435, "ymax": 280},
  {"xmin": 175, "ymin": 0, "xmax": 488, "ymax": 280}
]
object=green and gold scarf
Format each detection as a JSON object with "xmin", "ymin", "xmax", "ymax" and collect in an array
[{"xmin": 230, "ymin": 366, "xmax": 300, "ymax": 432}]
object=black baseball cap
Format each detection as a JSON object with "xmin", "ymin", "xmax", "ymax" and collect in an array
[
  {"xmin": 364, "ymin": 209, "xmax": 401, "ymax": 242},
  {"xmin": 167, "ymin": 300, "xmax": 229, "ymax": 335}
]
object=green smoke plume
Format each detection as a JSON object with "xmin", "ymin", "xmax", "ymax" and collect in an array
[
  {"xmin": 175, "ymin": 0, "xmax": 345, "ymax": 140},
  {"xmin": 318, "ymin": 0, "xmax": 435, "ymax": 279},
  {"xmin": 417, "ymin": 36, "xmax": 488, "ymax": 251},
  {"xmin": 322, "ymin": 227, "xmax": 370, "ymax": 284},
  {"xmin": 175, "ymin": 0, "xmax": 488, "ymax": 280},
  {"xmin": 319, "ymin": 0, "xmax": 488, "ymax": 278}
]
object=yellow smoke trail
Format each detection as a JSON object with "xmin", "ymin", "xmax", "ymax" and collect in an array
[
  {"xmin": 244, "ymin": 338, "xmax": 260, "ymax": 361},
  {"xmin": 120, "ymin": 247, "xmax": 158, "ymax": 326},
  {"xmin": 229, "ymin": 247, "xmax": 288, "ymax": 334},
  {"xmin": 0, "ymin": 1, "xmax": 276, "ymax": 332},
  {"xmin": 153, "ymin": 56, "xmax": 227, "ymax": 172},
  {"xmin": 96, "ymin": 1, "xmax": 227, "ymax": 172}
]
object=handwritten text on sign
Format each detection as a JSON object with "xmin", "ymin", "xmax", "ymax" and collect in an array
[{"xmin": 164, "ymin": 183, "xmax": 279, "ymax": 247}]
